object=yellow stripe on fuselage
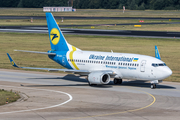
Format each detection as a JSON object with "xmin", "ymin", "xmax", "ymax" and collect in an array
[{"xmin": 69, "ymin": 46, "xmax": 79, "ymax": 70}]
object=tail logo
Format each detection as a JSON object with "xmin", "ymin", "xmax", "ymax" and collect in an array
[
  {"xmin": 50, "ymin": 28, "xmax": 60, "ymax": 45},
  {"xmin": 11, "ymin": 61, "xmax": 14, "ymax": 66}
]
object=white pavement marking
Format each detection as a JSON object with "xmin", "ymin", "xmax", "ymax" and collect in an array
[{"xmin": 0, "ymin": 85, "xmax": 73, "ymax": 115}]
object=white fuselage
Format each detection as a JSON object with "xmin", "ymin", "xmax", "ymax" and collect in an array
[{"xmin": 66, "ymin": 50, "xmax": 172, "ymax": 81}]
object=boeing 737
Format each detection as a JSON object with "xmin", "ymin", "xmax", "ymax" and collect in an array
[{"xmin": 7, "ymin": 13, "xmax": 172, "ymax": 89}]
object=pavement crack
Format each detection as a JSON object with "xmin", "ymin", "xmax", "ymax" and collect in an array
[
  {"xmin": 27, "ymin": 106, "xmax": 47, "ymax": 120},
  {"xmin": 76, "ymin": 108, "xmax": 97, "ymax": 120}
]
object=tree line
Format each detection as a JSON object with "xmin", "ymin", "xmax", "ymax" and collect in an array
[{"xmin": 0, "ymin": 0, "xmax": 180, "ymax": 10}]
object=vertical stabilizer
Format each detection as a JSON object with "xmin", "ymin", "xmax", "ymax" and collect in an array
[
  {"xmin": 46, "ymin": 13, "xmax": 69, "ymax": 51},
  {"xmin": 155, "ymin": 46, "xmax": 161, "ymax": 60}
]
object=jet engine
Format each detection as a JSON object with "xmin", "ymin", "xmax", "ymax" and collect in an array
[{"xmin": 88, "ymin": 72, "xmax": 111, "ymax": 85}]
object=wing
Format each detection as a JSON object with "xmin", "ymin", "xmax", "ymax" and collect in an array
[
  {"xmin": 14, "ymin": 50, "xmax": 56, "ymax": 55},
  {"xmin": 7, "ymin": 53, "xmax": 116, "ymax": 76}
]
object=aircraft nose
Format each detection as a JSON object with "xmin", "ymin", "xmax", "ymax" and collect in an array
[{"xmin": 165, "ymin": 67, "xmax": 172, "ymax": 78}]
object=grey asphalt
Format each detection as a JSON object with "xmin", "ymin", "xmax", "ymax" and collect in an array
[
  {"xmin": 1, "ymin": 16, "xmax": 180, "ymax": 20},
  {"xmin": 1, "ymin": 26, "xmax": 180, "ymax": 39},
  {"xmin": 0, "ymin": 69, "xmax": 180, "ymax": 120}
]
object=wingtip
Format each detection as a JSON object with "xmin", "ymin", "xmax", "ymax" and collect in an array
[
  {"xmin": 155, "ymin": 45, "xmax": 157, "ymax": 49},
  {"xmin": 7, "ymin": 53, "xmax": 18, "ymax": 68}
]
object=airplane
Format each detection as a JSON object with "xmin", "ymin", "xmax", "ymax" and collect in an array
[{"xmin": 7, "ymin": 13, "xmax": 172, "ymax": 89}]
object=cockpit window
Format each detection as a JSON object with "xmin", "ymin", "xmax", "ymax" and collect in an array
[{"xmin": 152, "ymin": 63, "xmax": 166, "ymax": 67}]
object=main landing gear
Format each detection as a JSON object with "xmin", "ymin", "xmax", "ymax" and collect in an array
[{"xmin": 114, "ymin": 78, "xmax": 122, "ymax": 85}]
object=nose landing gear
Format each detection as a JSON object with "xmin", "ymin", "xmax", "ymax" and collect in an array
[
  {"xmin": 151, "ymin": 80, "xmax": 159, "ymax": 89},
  {"xmin": 151, "ymin": 84, "xmax": 156, "ymax": 89}
]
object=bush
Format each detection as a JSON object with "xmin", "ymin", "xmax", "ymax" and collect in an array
[{"xmin": 137, "ymin": 2, "xmax": 145, "ymax": 10}]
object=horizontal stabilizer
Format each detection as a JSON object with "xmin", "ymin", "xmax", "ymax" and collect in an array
[
  {"xmin": 155, "ymin": 46, "xmax": 161, "ymax": 60},
  {"xmin": 14, "ymin": 50, "xmax": 56, "ymax": 55}
]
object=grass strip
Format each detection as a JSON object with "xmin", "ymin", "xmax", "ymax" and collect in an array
[
  {"xmin": 0, "ymin": 89, "xmax": 20, "ymax": 106},
  {"xmin": 1, "ymin": 8, "xmax": 180, "ymax": 18}
]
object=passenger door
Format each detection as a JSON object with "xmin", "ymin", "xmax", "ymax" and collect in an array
[{"xmin": 140, "ymin": 60, "xmax": 146, "ymax": 72}]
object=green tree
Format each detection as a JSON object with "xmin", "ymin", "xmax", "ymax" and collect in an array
[
  {"xmin": 0, "ymin": 0, "xmax": 20, "ymax": 7},
  {"xmin": 138, "ymin": 2, "xmax": 145, "ymax": 10},
  {"xmin": 129, "ymin": 0, "xmax": 137, "ymax": 10},
  {"xmin": 152, "ymin": 0, "xmax": 165, "ymax": 10},
  {"xmin": 110, "ymin": 0, "xmax": 119, "ymax": 9},
  {"xmin": 17, "ymin": 0, "xmax": 23, "ymax": 7},
  {"xmin": 118, "ymin": 0, "xmax": 127, "ymax": 9}
]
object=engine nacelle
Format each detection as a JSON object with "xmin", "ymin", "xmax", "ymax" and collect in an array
[{"xmin": 88, "ymin": 72, "xmax": 111, "ymax": 85}]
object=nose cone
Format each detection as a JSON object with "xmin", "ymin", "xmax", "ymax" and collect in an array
[{"xmin": 164, "ymin": 67, "xmax": 172, "ymax": 78}]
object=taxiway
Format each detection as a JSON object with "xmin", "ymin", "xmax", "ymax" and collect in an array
[{"xmin": 0, "ymin": 69, "xmax": 180, "ymax": 120}]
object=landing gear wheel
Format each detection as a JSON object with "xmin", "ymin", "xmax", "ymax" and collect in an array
[
  {"xmin": 151, "ymin": 84, "xmax": 156, "ymax": 89},
  {"xmin": 114, "ymin": 78, "xmax": 122, "ymax": 85},
  {"xmin": 114, "ymin": 78, "xmax": 119, "ymax": 84},
  {"xmin": 118, "ymin": 79, "xmax": 122, "ymax": 84}
]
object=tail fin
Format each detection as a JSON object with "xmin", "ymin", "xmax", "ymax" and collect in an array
[
  {"xmin": 46, "ymin": 13, "xmax": 70, "ymax": 51},
  {"xmin": 155, "ymin": 46, "xmax": 161, "ymax": 60}
]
